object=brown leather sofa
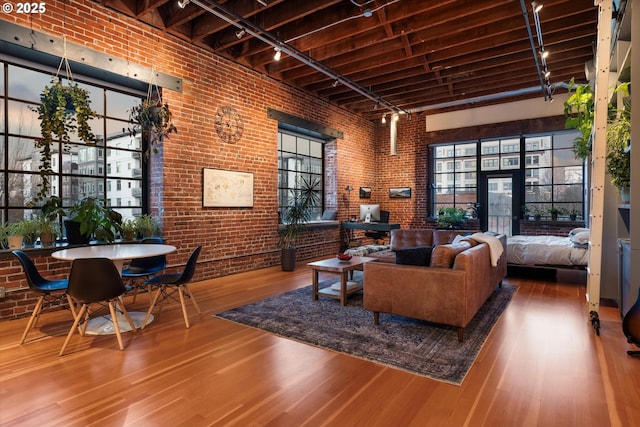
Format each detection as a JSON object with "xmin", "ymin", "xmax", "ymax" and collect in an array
[{"xmin": 363, "ymin": 231, "xmax": 507, "ymax": 341}]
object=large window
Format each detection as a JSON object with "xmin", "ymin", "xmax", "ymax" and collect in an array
[
  {"xmin": 432, "ymin": 141, "xmax": 477, "ymax": 213},
  {"xmin": 1, "ymin": 61, "xmax": 146, "ymax": 226},
  {"xmin": 432, "ymin": 130, "xmax": 584, "ymax": 219},
  {"xmin": 277, "ymin": 130, "xmax": 324, "ymax": 222}
]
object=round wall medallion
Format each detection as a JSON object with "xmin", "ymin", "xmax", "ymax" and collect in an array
[{"xmin": 214, "ymin": 105, "xmax": 244, "ymax": 143}]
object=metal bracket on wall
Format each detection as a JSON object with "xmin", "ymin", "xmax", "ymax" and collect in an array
[{"xmin": 0, "ymin": 20, "xmax": 182, "ymax": 93}]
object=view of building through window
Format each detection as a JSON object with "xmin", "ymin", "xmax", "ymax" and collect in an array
[
  {"xmin": 432, "ymin": 130, "xmax": 584, "ymax": 234},
  {"xmin": 1, "ymin": 61, "xmax": 146, "ymax": 230}
]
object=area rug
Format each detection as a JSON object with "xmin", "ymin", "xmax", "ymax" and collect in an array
[{"xmin": 215, "ymin": 272, "xmax": 516, "ymax": 385}]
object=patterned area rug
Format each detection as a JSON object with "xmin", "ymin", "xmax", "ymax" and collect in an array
[{"xmin": 215, "ymin": 272, "xmax": 516, "ymax": 385}]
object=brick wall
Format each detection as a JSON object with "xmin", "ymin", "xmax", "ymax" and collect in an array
[{"xmin": 0, "ymin": 1, "xmax": 372, "ymax": 319}]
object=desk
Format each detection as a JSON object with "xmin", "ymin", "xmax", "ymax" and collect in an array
[
  {"xmin": 342, "ymin": 221, "xmax": 400, "ymax": 246},
  {"xmin": 51, "ymin": 243, "xmax": 177, "ymax": 334}
]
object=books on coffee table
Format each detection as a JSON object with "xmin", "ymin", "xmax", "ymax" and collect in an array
[{"xmin": 330, "ymin": 281, "xmax": 359, "ymax": 291}]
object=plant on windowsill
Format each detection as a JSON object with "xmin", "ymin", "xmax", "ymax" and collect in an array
[
  {"xmin": 547, "ymin": 207, "xmax": 565, "ymax": 221},
  {"xmin": 606, "ymin": 82, "xmax": 631, "ymax": 201},
  {"xmin": 436, "ymin": 207, "xmax": 467, "ymax": 229},
  {"xmin": 135, "ymin": 214, "xmax": 159, "ymax": 238},
  {"xmin": 121, "ymin": 219, "xmax": 137, "ymax": 241},
  {"xmin": 33, "ymin": 78, "xmax": 98, "ymax": 202},
  {"xmin": 568, "ymin": 208, "xmax": 581, "ymax": 221},
  {"xmin": 278, "ymin": 176, "xmax": 321, "ymax": 271},
  {"xmin": 65, "ymin": 197, "xmax": 122, "ymax": 244}
]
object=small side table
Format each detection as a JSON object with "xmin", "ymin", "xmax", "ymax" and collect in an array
[{"xmin": 308, "ymin": 256, "xmax": 377, "ymax": 306}]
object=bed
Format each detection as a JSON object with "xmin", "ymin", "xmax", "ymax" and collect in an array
[{"xmin": 507, "ymin": 230, "xmax": 589, "ymax": 268}]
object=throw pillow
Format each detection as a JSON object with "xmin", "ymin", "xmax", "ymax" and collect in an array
[{"xmin": 395, "ymin": 246, "xmax": 433, "ymax": 266}]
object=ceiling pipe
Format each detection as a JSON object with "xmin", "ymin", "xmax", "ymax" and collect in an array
[
  {"xmin": 407, "ymin": 82, "xmax": 570, "ymax": 114},
  {"xmin": 187, "ymin": 0, "xmax": 407, "ymax": 116}
]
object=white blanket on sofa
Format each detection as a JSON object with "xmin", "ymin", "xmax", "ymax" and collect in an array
[{"xmin": 467, "ymin": 233, "xmax": 503, "ymax": 267}]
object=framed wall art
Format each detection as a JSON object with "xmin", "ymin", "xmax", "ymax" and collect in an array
[
  {"xmin": 359, "ymin": 187, "xmax": 372, "ymax": 198},
  {"xmin": 203, "ymin": 168, "xmax": 254, "ymax": 207},
  {"xmin": 389, "ymin": 187, "xmax": 411, "ymax": 198}
]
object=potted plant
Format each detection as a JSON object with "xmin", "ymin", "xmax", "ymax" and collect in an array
[
  {"xmin": 33, "ymin": 78, "xmax": 98, "ymax": 202},
  {"xmin": 36, "ymin": 215, "xmax": 59, "ymax": 247},
  {"xmin": 65, "ymin": 197, "xmax": 123, "ymax": 244},
  {"xmin": 135, "ymin": 214, "xmax": 158, "ymax": 238},
  {"xmin": 128, "ymin": 98, "xmax": 177, "ymax": 154},
  {"xmin": 278, "ymin": 176, "xmax": 321, "ymax": 271},
  {"xmin": 547, "ymin": 207, "xmax": 565, "ymax": 221},
  {"xmin": 0, "ymin": 222, "xmax": 9, "ymax": 249},
  {"xmin": 9, "ymin": 219, "xmax": 40, "ymax": 248},
  {"xmin": 563, "ymin": 77, "xmax": 594, "ymax": 160},
  {"xmin": 436, "ymin": 207, "xmax": 467, "ymax": 229},
  {"xmin": 121, "ymin": 219, "xmax": 137, "ymax": 241},
  {"xmin": 606, "ymin": 82, "xmax": 631, "ymax": 201},
  {"xmin": 568, "ymin": 208, "xmax": 581, "ymax": 221}
]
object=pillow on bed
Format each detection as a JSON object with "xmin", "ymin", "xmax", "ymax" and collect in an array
[
  {"xmin": 569, "ymin": 227, "xmax": 589, "ymax": 237},
  {"xmin": 570, "ymin": 231, "xmax": 590, "ymax": 245}
]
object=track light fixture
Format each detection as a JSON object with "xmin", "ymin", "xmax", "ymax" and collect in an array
[
  {"xmin": 532, "ymin": 1, "xmax": 542, "ymax": 13},
  {"xmin": 235, "ymin": 28, "xmax": 246, "ymax": 39},
  {"xmin": 257, "ymin": 0, "xmax": 268, "ymax": 5},
  {"xmin": 273, "ymin": 47, "xmax": 281, "ymax": 61},
  {"xmin": 332, "ymin": 79, "xmax": 339, "ymax": 87},
  {"xmin": 540, "ymin": 50, "xmax": 549, "ymax": 59},
  {"xmin": 177, "ymin": 0, "xmax": 190, "ymax": 8},
  {"xmin": 381, "ymin": 114, "xmax": 386, "ymax": 124}
]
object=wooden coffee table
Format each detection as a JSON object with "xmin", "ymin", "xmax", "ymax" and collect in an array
[{"xmin": 308, "ymin": 256, "xmax": 377, "ymax": 306}]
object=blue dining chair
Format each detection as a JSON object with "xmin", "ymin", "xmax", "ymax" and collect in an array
[
  {"xmin": 12, "ymin": 250, "xmax": 72, "ymax": 344},
  {"xmin": 122, "ymin": 237, "xmax": 167, "ymax": 302},
  {"xmin": 141, "ymin": 245, "xmax": 202, "ymax": 329}
]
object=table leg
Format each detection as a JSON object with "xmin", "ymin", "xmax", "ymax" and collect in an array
[
  {"xmin": 340, "ymin": 272, "xmax": 347, "ymax": 306},
  {"xmin": 312, "ymin": 269, "xmax": 319, "ymax": 301}
]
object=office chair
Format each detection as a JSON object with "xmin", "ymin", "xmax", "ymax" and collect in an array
[
  {"xmin": 364, "ymin": 210, "xmax": 390, "ymax": 243},
  {"xmin": 622, "ymin": 287, "xmax": 640, "ymax": 357},
  {"xmin": 12, "ymin": 250, "xmax": 72, "ymax": 344},
  {"xmin": 141, "ymin": 245, "xmax": 203, "ymax": 329},
  {"xmin": 122, "ymin": 237, "xmax": 167, "ymax": 303},
  {"xmin": 59, "ymin": 258, "xmax": 135, "ymax": 356}
]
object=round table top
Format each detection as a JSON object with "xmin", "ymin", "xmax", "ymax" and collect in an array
[{"xmin": 51, "ymin": 243, "xmax": 177, "ymax": 261}]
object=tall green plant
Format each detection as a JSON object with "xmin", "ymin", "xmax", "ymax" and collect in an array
[
  {"xmin": 606, "ymin": 82, "xmax": 631, "ymax": 189},
  {"xmin": 563, "ymin": 77, "xmax": 594, "ymax": 160},
  {"xmin": 278, "ymin": 176, "xmax": 321, "ymax": 249}
]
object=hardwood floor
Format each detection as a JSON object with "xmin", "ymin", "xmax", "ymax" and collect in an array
[{"xmin": 0, "ymin": 261, "xmax": 638, "ymax": 427}]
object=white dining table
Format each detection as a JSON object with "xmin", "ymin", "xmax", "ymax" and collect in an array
[{"xmin": 51, "ymin": 243, "xmax": 177, "ymax": 335}]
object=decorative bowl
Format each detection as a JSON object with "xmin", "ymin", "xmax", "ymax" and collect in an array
[{"xmin": 337, "ymin": 254, "xmax": 352, "ymax": 261}]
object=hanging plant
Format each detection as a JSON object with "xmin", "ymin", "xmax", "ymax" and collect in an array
[
  {"xmin": 606, "ymin": 82, "xmax": 631, "ymax": 190},
  {"xmin": 128, "ymin": 98, "xmax": 177, "ymax": 154},
  {"xmin": 33, "ymin": 77, "xmax": 98, "ymax": 201},
  {"xmin": 563, "ymin": 77, "xmax": 594, "ymax": 160}
]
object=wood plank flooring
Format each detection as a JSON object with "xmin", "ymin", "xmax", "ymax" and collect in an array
[{"xmin": 0, "ymin": 261, "xmax": 638, "ymax": 427}]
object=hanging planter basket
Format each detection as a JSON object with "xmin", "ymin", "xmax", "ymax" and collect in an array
[
  {"xmin": 33, "ymin": 76, "xmax": 98, "ymax": 202},
  {"xmin": 128, "ymin": 78, "xmax": 177, "ymax": 155}
]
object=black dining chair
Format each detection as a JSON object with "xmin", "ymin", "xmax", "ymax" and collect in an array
[
  {"xmin": 59, "ymin": 257, "xmax": 135, "ymax": 356},
  {"xmin": 141, "ymin": 245, "xmax": 203, "ymax": 329},
  {"xmin": 12, "ymin": 250, "xmax": 72, "ymax": 344},
  {"xmin": 122, "ymin": 237, "xmax": 167, "ymax": 303}
]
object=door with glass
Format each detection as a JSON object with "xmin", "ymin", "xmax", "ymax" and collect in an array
[{"xmin": 479, "ymin": 172, "xmax": 521, "ymax": 236}]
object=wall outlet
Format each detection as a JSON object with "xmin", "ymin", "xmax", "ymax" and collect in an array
[{"xmin": 0, "ymin": 287, "xmax": 5, "ymax": 298}]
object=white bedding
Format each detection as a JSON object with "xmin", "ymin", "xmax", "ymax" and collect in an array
[{"xmin": 507, "ymin": 235, "xmax": 589, "ymax": 266}]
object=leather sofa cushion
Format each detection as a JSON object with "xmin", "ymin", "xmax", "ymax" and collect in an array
[
  {"xmin": 395, "ymin": 246, "xmax": 433, "ymax": 266},
  {"xmin": 430, "ymin": 241, "xmax": 472, "ymax": 268}
]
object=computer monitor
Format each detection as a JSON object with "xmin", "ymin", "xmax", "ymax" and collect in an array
[{"xmin": 360, "ymin": 204, "xmax": 381, "ymax": 222}]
